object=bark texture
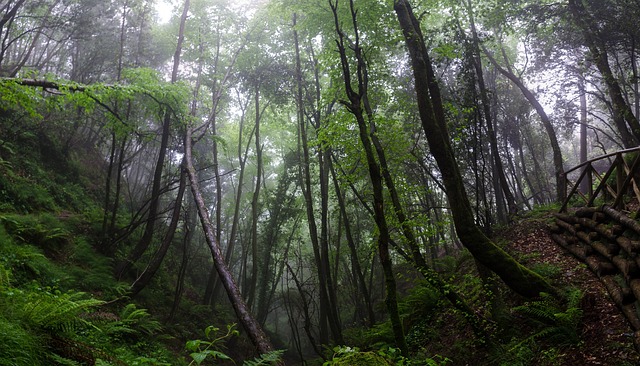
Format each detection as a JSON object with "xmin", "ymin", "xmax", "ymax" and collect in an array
[{"xmin": 394, "ymin": 0, "xmax": 557, "ymax": 298}]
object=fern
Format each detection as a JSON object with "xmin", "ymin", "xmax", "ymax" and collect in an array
[
  {"xmin": 103, "ymin": 303, "xmax": 162, "ymax": 339},
  {"xmin": 243, "ymin": 350, "xmax": 285, "ymax": 366},
  {"xmin": 512, "ymin": 289, "xmax": 583, "ymax": 346},
  {"xmin": 21, "ymin": 290, "xmax": 104, "ymax": 333}
]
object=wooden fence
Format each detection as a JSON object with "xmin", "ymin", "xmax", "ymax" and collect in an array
[{"xmin": 560, "ymin": 147, "xmax": 640, "ymax": 212}]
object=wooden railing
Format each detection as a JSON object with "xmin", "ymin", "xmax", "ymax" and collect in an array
[{"xmin": 560, "ymin": 147, "xmax": 640, "ymax": 212}]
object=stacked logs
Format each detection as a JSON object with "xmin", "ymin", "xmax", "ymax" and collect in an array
[{"xmin": 550, "ymin": 205, "xmax": 640, "ymax": 348}]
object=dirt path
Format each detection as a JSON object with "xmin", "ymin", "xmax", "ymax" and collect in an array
[{"xmin": 503, "ymin": 217, "xmax": 639, "ymax": 365}]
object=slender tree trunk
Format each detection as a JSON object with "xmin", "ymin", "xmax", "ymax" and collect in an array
[
  {"xmin": 329, "ymin": 161, "xmax": 376, "ymax": 325},
  {"xmin": 569, "ymin": 0, "xmax": 640, "ymax": 147},
  {"xmin": 579, "ymin": 75, "xmax": 589, "ymax": 194},
  {"xmin": 185, "ymin": 123, "xmax": 276, "ymax": 356},
  {"xmin": 463, "ymin": 1, "xmax": 517, "ymax": 217},
  {"xmin": 394, "ymin": 0, "xmax": 557, "ymax": 298},
  {"xmin": 482, "ymin": 45, "xmax": 565, "ymax": 202},
  {"xmin": 331, "ymin": 0, "xmax": 407, "ymax": 354},
  {"xmin": 130, "ymin": 168, "xmax": 186, "ymax": 296},
  {"xmin": 208, "ymin": 100, "xmax": 254, "ymax": 305},
  {"xmin": 169, "ymin": 202, "xmax": 193, "ymax": 321},
  {"xmin": 247, "ymin": 86, "xmax": 263, "ymax": 308},
  {"xmin": 292, "ymin": 12, "xmax": 336, "ymax": 344},
  {"xmin": 115, "ymin": 0, "xmax": 190, "ymax": 279}
]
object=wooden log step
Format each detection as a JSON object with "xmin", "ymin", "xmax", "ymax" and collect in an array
[
  {"xmin": 603, "ymin": 205, "xmax": 640, "ymax": 236},
  {"xmin": 551, "ymin": 234, "xmax": 592, "ymax": 259},
  {"xmin": 634, "ymin": 330, "xmax": 640, "ymax": 353},
  {"xmin": 591, "ymin": 241, "xmax": 620, "ymax": 260},
  {"xmin": 613, "ymin": 255, "xmax": 639, "ymax": 280},
  {"xmin": 576, "ymin": 231, "xmax": 593, "ymax": 245},
  {"xmin": 575, "ymin": 206, "xmax": 598, "ymax": 218},
  {"xmin": 601, "ymin": 275, "xmax": 635, "ymax": 305},
  {"xmin": 621, "ymin": 303, "xmax": 640, "ymax": 331},
  {"xmin": 585, "ymin": 255, "xmax": 617, "ymax": 276},
  {"xmin": 618, "ymin": 236, "xmax": 640, "ymax": 256},
  {"xmin": 548, "ymin": 223, "xmax": 561, "ymax": 234},
  {"xmin": 630, "ymin": 279, "xmax": 640, "ymax": 302},
  {"xmin": 555, "ymin": 218, "xmax": 577, "ymax": 234},
  {"xmin": 592, "ymin": 212, "xmax": 607, "ymax": 223},
  {"xmin": 611, "ymin": 224, "xmax": 626, "ymax": 236}
]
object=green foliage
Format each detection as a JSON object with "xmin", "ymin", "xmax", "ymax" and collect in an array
[
  {"xmin": 2, "ymin": 213, "xmax": 70, "ymax": 249},
  {"xmin": 323, "ymin": 346, "xmax": 392, "ymax": 366},
  {"xmin": 186, "ymin": 324, "xmax": 239, "ymax": 365},
  {"xmin": 0, "ymin": 316, "xmax": 44, "ymax": 365},
  {"xmin": 531, "ymin": 263, "xmax": 563, "ymax": 280},
  {"xmin": 184, "ymin": 324, "xmax": 284, "ymax": 365},
  {"xmin": 492, "ymin": 289, "xmax": 585, "ymax": 365},
  {"xmin": 323, "ymin": 346, "xmax": 451, "ymax": 366},
  {"xmin": 103, "ymin": 304, "xmax": 162, "ymax": 340},
  {"xmin": 243, "ymin": 350, "xmax": 286, "ymax": 366},
  {"xmin": 6, "ymin": 287, "xmax": 104, "ymax": 333},
  {"xmin": 66, "ymin": 238, "xmax": 120, "ymax": 293},
  {"xmin": 512, "ymin": 289, "xmax": 583, "ymax": 346},
  {"xmin": 0, "ymin": 222, "xmax": 67, "ymax": 286}
]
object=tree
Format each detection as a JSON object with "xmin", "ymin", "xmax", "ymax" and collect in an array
[
  {"xmin": 330, "ymin": 0, "xmax": 407, "ymax": 354},
  {"xmin": 460, "ymin": 0, "xmax": 518, "ymax": 218},
  {"xmin": 482, "ymin": 45, "xmax": 566, "ymax": 202},
  {"xmin": 114, "ymin": 0, "xmax": 189, "ymax": 280},
  {"xmin": 568, "ymin": 0, "xmax": 640, "ymax": 147},
  {"xmin": 184, "ymin": 121, "xmax": 278, "ymax": 357},
  {"xmin": 394, "ymin": 0, "xmax": 557, "ymax": 298}
]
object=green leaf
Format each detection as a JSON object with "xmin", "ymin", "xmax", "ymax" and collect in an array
[
  {"xmin": 190, "ymin": 351, "xmax": 208, "ymax": 365},
  {"xmin": 185, "ymin": 340, "xmax": 202, "ymax": 351}
]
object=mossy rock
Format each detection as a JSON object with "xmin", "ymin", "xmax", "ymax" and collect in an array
[{"xmin": 330, "ymin": 351, "xmax": 392, "ymax": 365}]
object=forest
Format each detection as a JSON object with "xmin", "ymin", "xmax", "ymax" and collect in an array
[{"xmin": 2, "ymin": 0, "xmax": 640, "ymax": 364}]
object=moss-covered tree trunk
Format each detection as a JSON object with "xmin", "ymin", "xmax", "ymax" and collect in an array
[
  {"xmin": 394, "ymin": 0, "xmax": 557, "ymax": 298},
  {"xmin": 331, "ymin": 0, "xmax": 408, "ymax": 355}
]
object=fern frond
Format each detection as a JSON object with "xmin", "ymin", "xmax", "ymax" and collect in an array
[
  {"xmin": 243, "ymin": 350, "xmax": 285, "ymax": 366},
  {"xmin": 21, "ymin": 290, "xmax": 104, "ymax": 333}
]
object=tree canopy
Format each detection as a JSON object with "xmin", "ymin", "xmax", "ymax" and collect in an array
[{"xmin": 1, "ymin": 0, "xmax": 639, "ymax": 364}]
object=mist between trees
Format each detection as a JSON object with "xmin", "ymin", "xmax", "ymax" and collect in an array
[{"xmin": 0, "ymin": 0, "xmax": 638, "ymax": 364}]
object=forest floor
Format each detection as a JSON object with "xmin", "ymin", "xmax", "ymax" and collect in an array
[{"xmin": 501, "ymin": 214, "xmax": 640, "ymax": 366}]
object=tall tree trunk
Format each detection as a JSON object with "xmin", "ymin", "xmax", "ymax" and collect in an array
[
  {"xmin": 207, "ymin": 98, "xmax": 254, "ymax": 305},
  {"xmin": 579, "ymin": 74, "xmax": 589, "ymax": 194},
  {"xmin": 482, "ymin": 45, "xmax": 565, "ymax": 202},
  {"xmin": 169, "ymin": 201, "xmax": 193, "ymax": 321},
  {"xmin": 185, "ymin": 123, "xmax": 277, "ymax": 356},
  {"xmin": 292, "ymin": 12, "xmax": 339, "ymax": 345},
  {"xmin": 462, "ymin": 0, "xmax": 517, "ymax": 217},
  {"xmin": 247, "ymin": 86, "xmax": 263, "ymax": 308},
  {"xmin": 331, "ymin": 0, "xmax": 408, "ymax": 354},
  {"xmin": 329, "ymin": 161, "xmax": 376, "ymax": 326},
  {"xmin": 568, "ymin": 0, "xmax": 640, "ymax": 147},
  {"xmin": 394, "ymin": 0, "xmax": 557, "ymax": 298},
  {"xmin": 115, "ymin": 0, "xmax": 190, "ymax": 279},
  {"xmin": 203, "ymin": 25, "xmax": 244, "ymax": 306}
]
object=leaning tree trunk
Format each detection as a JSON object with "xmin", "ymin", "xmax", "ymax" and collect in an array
[
  {"xmin": 185, "ymin": 124, "xmax": 277, "ymax": 356},
  {"xmin": 482, "ymin": 45, "xmax": 565, "ymax": 203},
  {"xmin": 394, "ymin": 0, "xmax": 557, "ymax": 298}
]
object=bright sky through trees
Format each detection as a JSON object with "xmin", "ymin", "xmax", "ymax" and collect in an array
[{"xmin": 155, "ymin": 0, "xmax": 264, "ymax": 23}]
